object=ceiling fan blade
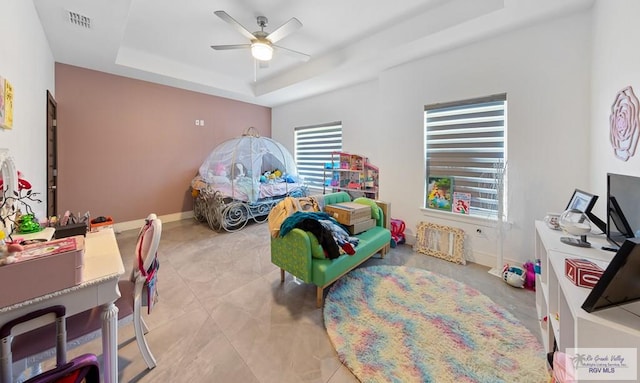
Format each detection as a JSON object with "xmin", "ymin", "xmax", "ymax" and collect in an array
[
  {"xmin": 211, "ymin": 44, "xmax": 251, "ymax": 51},
  {"xmin": 265, "ymin": 17, "xmax": 302, "ymax": 44},
  {"xmin": 214, "ymin": 10, "xmax": 256, "ymax": 41},
  {"xmin": 273, "ymin": 45, "xmax": 311, "ymax": 61}
]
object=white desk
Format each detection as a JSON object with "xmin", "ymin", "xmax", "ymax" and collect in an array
[{"xmin": 0, "ymin": 228, "xmax": 125, "ymax": 383}]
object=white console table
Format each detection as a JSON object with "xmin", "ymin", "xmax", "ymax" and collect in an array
[{"xmin": 534, "ymin": 221, "xmax": 640, "ymax": 365}]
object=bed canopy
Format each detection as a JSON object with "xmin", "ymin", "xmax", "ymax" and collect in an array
[
  {"xmin": 197, "ymin": 127, "xmax": 300, "ymax": 203},
  {"xmin": 192, "ymin": 128, "xmax": 306, "ymax": 232}
]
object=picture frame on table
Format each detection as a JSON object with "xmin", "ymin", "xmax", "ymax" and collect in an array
[
  {"xmin": 566, "ymin": 189, "xmax": 598, "ymax": 213},
  {"xmin": 564, "ymin": 188, "xmax": 607, "ymax": 233}
]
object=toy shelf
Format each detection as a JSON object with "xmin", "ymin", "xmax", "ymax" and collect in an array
[{"xmin": 323, "ymin": 151, "xmax": 379, "ymax": 200}]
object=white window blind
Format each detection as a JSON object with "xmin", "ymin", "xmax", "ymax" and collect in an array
[
  {"xmin": 424, "ymin": 94, "xmax": 506, "ymax": 219},
  {"xmin": 295, "ymin": 123, "xmax": 343, "ymax": 189}
]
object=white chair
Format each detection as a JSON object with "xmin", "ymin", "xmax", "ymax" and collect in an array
[
  {"xmin": 5, "ymin": 214, "xmax": 162, "ymax": 377},
  {"xmin": 118, "ymin": 212, "xmax": 162, "ymax": 369},
  {"xmin": 70, "ymin": 213, "xmax": 162, "ymax": 369}
]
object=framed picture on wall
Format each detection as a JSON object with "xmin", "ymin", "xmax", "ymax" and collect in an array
[
  {"xmin": 0, "ymin": 76, "xmax": 13, "ymax": 129},
  {"xmin": 566, "ymin": 189, "xmax": 598, "ymax": 213}
]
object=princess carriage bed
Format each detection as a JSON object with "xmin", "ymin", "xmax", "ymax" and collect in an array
[{"xmin": 191, "ymin": 128, "xmax": 306, "ymax": 232}]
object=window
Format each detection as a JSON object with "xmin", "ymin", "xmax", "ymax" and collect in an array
[
  {"xmin": 424, "ymin": 94, "xmax": 506, "ymax": 219},
  {"xmin": 294, "ymin": 122, "xmax": 343, "ymax": 189}
]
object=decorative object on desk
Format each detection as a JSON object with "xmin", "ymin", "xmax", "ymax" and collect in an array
[
  {"xmin": 0, "ymin": 171, "xmax": 42, "ymax": 239},
  {"xmin": 324, "ymin": 266, "xmax": 550, "ymax": 383},
  {"xmin": 0, "ymin": 170, "xmax": 32, "ymax": 191},
  {"xmin": 414, "ymin": 221, "xmax": 465, "ymax": 264},
  {"xmin": 609, "ymin": 85, "xmax": 639, "ymax": 161},
  {"xmin": 566, "ymin": 189, "xmax": 598, "ymax": 213},
  {"xmin": 559, "ymin": 209, "xmax": 592, "ymax": 247},
  {"xmin": 0, "ymin": 76, "xmax": 14, "ymax": 129},
  {"xmin": 90, "ymin": 215, "xmax": 114, "ymax": 232},
  {"xmin": 16, "ymin": 213, "xmax": 42, "ymax": 234},
  {"xmin": 564, "ymin": 258, "xmax": 603, "ymax": 289},
  {"xmin": 544, "ymin": 213, "xmax": 561, "ymax": 230},
  {"xmin": 426, "ymin": 176, "xmax": 453, "ymax": 211},
  {"xmin": 565, "ymin": 188, "xmax": 606, "ymax": 233},
  {"xmin": 502, "ymin": 264, "xmax": 526, "ymax": 288}
]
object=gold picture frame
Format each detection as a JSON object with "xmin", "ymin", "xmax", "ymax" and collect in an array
[
  {"xmin": 414, "ymin": 221, "xmax": 466, "ymax": 265},
  {"xmin": 0, "ymin": 76, "xmax": 14, "ymax": 130}
]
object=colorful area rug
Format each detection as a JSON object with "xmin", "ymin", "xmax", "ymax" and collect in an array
[{"xmin": 324, "ymin": 265, "xmax": 550, "ymax": 383}]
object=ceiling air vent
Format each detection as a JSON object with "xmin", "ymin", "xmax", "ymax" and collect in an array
[{"xmin": 68, "ymin": 11, "xmax": 91, "ymax": 29}]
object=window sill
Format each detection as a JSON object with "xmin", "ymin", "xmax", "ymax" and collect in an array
[{"xmin": 420, "ymin": 207, "xmax": 505, "ymax": 229}]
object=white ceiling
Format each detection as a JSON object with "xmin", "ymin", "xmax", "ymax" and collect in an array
[{"xmin": 33, "ymin": 0, "xmax": 594, "ymax": 107}]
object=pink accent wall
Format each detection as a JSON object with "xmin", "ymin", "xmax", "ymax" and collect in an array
[{"xmin": 54, "ymin": 63, "xmax": 271, "ymax": 222}]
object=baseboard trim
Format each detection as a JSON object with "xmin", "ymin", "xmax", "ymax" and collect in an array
[
  {"xmin": 404, "ymin": 233, "xmax": 517, "ymax": 270},
  {"xmin": 113, "ymin": 211, "xmax": 194, "ymax": 233}
]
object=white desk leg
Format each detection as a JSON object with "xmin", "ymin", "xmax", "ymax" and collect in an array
[{"xmin": 101, "ymin": 302, "xmax": 119, "ymax": 383}]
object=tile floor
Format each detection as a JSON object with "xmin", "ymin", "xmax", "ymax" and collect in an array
[{"xmin": 32, "ymin": 218, "xmax": 541, "ymax": 383}]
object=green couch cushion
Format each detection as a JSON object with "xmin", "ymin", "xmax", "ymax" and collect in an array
[
  {"xmin": 323, "ymin": 192, "xmax": 351, "ymax": 205},
  {"xmin": 353, "ymin": 197, "xmax": 381, "ymax": 221}
]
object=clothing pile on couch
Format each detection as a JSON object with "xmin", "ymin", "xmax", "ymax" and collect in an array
[{"xmin": 268, "ymin": 196, "xmax": 362, "ymax": 259}]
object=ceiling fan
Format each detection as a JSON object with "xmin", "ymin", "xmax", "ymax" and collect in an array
[{"xmin": 211, "ymin": 10, "xmax": 310, "ymax": 64}]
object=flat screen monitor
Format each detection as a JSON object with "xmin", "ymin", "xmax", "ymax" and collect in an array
[
  {"xmin": 607, "ymin": 173, "xmax": 640, "ymax": 247},
  {"xmin": 582, "ymin": 238, "xmax": 640, "ymax": 312}
]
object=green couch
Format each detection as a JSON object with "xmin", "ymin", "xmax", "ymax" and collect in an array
[{"xmin": 271, "ymin": 192, "xmax": 392, "ymax": 307}]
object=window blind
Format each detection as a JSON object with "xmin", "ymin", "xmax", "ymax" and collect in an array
[
  {"xmin": 425, "ymin": 95, "xmax": 506, "ymax": 218},
  {"xmin": 295, "ymin": 123, "xmax": 343, "ymax": 189}
]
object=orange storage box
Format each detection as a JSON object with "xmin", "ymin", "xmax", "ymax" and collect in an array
[{"xmin": 90, "ymin": 216, "xmax": 114, "ymax": 232}]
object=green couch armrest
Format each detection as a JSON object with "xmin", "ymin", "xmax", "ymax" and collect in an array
[{"xmin": 271, "ymin": 228, "xmax": 314, "ymax": 283}]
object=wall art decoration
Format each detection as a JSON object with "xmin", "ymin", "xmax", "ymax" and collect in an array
[
  {"xmin": 0, "ymin": 76, "xmax": 14, "ymax": 129},
  {"xmin": 610, "ymin": 85, "xmax": 639, "ymax": 161}
]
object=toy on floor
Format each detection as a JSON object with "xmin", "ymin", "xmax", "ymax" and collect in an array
[
  {"xmin": 390, "ymin": 218, "xmax": 405, "ymax": 247},
  {"xmin": 523, "ymin": 261, "xmax": 536, "ymax": 291},
  {"xmin": 502, "ymin": 264, "xmax": 526, "ymax": 288}
]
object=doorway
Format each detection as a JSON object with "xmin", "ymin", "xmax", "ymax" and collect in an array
[{"xmin": 46, "ymin": 90, "xmax": 57, "ymax": 218}]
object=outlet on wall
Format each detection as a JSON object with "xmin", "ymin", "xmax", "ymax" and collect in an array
[{"xmin": 195, "ymin": 120, "xmax": 200, "ymax": 126}]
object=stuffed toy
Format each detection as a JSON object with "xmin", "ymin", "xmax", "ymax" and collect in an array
[
  {"xmin": 214, "ymin": 163, "xmax": 227, "ymax": 177},
  {"xmin": 502, "ymin": 264, "xmax": 526, "ymax": 288},
  {"xmin": 523, "ymin": 261, "xmax": 536, "ymax": 291}
]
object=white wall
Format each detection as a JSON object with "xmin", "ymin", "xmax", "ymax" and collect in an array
[
  {"xmin": 589, "ymin": 0, "xmax": 640, "ymax": 218},
  {"xmin": 274, "ymin": 11, "xmax": 592, "ymax": 267},
  {"xmin": 0, "ymin": 0, "xmax": 55, "ymax": 220}
]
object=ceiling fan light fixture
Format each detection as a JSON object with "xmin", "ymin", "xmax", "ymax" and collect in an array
[{"xmin": 251, "ymin": 41, "xmax": 273, "ymax": 61}]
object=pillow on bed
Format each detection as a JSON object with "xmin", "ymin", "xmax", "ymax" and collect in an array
[{"xmin": 353, "ymin": 197, "xmax": 380, "ymax": 220}]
